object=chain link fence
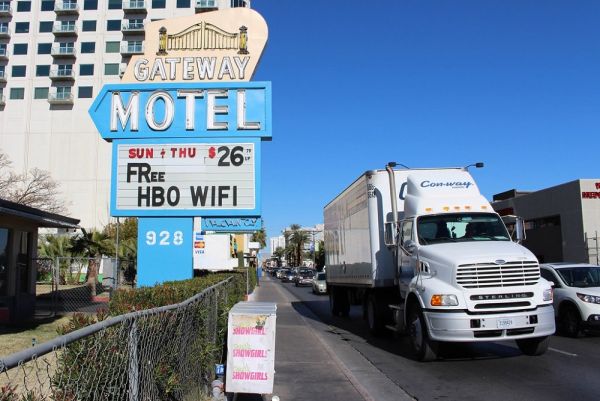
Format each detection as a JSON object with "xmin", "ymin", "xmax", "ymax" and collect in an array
[
  {"xmin": 34, "ymin": 257, "xmax": 138, "ymax": 317},
  {"xmin": 1, "ymin": 277, "xmax": 233, "ymax": 401}
]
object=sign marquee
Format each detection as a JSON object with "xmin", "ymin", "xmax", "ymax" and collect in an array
[
  {"xmin": 90, "ymin": 8, "xmax": 271, "ymax": 287},
  {"xmin": 111, "ymin": 139, "xmax": 260, "ymax": 217}
]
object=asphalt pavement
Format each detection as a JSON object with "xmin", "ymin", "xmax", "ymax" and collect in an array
[{"xmin": 234, "ymin": 276, "xmax": 413, "ymax": 401}]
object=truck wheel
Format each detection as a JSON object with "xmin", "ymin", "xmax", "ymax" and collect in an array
[
  {"xmin": 558, "ymin": 305, "xmax": 581, "ymax": 338},
  {"xmin": 407, "ymin": 303, "xmax": 438, "ymax": 362},
  {"xmin": 516, "ymin": 336, "xmax": 549, "ymax": 356},
  {"xmin": 366, "ymin": 293, "xmax": 385, "ymax": 335}
]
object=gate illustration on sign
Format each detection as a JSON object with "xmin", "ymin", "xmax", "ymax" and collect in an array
[{"xmin": 157, "ymin": 23, "xmax": 249, "ymax": 54}]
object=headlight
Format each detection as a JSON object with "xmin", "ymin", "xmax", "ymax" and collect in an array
[
  {"xmin": 543, "ymin": 288, "xmax": 553, "ymax": 302},
  {"xmin": 577, "ymin": 293, "xmax": 600, "ymax": 304},
  {"xmin": 430, "ymin": 294, "xmax": 458, "ymax": 306}
]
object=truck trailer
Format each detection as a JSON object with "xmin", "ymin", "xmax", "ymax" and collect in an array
[{"xmin": 324, "ymin": 164, "xmax": 555, "ymax": 361}]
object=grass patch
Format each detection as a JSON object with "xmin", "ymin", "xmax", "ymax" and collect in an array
[{"xmin": 0, "ymin": 316, "xmax": 72, "ymax": 358}]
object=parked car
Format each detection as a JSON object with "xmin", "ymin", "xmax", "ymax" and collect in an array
[
  {"xmin": 312, "ymin": 271, "xmax": 327, "ymax": 294},
  {"xmin": 295, "ymin": 270, "xmax": 315, "ymax": 287},
  {"xmin": 540, "ymin": 263, "xmax": 600, "ymax": 337}
]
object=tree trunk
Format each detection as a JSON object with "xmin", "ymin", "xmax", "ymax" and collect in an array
[{"xmin": 87, "ymin": 259, "xmax": 98, "ymax": 299}]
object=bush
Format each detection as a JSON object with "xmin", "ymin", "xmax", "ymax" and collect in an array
[{"xmin": 48, "ymin": 269, "xmax": 257, "ymax": 401}]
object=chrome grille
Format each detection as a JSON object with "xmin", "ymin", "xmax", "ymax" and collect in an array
[{"xmin": 456, "ymin": 261, "xmax": 539, "ymax": 289}]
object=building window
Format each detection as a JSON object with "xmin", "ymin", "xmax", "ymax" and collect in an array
[
  {"xmin": 40, "ymin": 0, "xmax": 55, "ymax": 11},
  {"xmin": 231, "ymin": 0, "xmax": 247, "ymax": 6},
  {"xmin": 105, "ymin": 41, "xmax": 120, "ymax": 53},
  {"xmin": 78, "ymin": 86, "xmax": 93, "ymax": 98},
  {"xmin": 38, "ymin": 43, "xmax": 52, "ymax": 54},
  {"xmin": 106, "ymin": 20, "xmax": 121, "ymax": 31},
  {"xmin": 104, "ymin": 63, "xmax": 119, "ymax": 75},
  {"xmin": 36, "ymin": 65, "xmax": 50, "ymax": 76},
  {"xmin": 10, "ymin": 88, "xmax": 25, "ymax": 99},
  {"xmin": 15, "ymin": 22, "xmax": 30, "ymax": 33},
  {"xmin": 81, "ymin": 42, "xmax": 95, "ymax": 53},
  {"xmin": 79, "ymin": 64, "xmax": 94, "ymax": 76},
  {"xmin": 13, "ymin": 43, "xmax": 28, "ymax": 55},
  {"xmin": 39, "ymin": 21, "xmax": 53, "ymax": 33},
  {"xmin": 17, "ymin": 1, "xmax": 31, "ymax": 11},
  {"xmin": 152, "ymin": 0, "xmax": 165, "ymax": 8},
  {"xmin": 82, "ymin": 20, "xmax": 97, "ymax": 32},
  {"xmin": 34, "ymin": 87, "xmax": 49, "ymax": 99},
  {"xmin": 12, "ymin": 65, "xmax": 26, "ymax": 77},
  {"xmin": 176, "ymin": 0, "xmax": 190, "ymax": 7},
  {"xmin": 83, "ymin": 0, "xmax": 97, "ymax": 9},
  {"xmin": 108, "ymin": 0, "xmax": 121, "ymax": 9}
]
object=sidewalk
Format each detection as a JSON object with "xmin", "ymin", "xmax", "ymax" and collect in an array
[{"xmin": 235, "ymin": 276, "xmax": 414, "ymax": 401}]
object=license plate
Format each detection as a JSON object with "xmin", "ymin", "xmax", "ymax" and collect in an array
[{"xmin": 497, "ymin": 318, "xmax": 514, "ymax": 329}]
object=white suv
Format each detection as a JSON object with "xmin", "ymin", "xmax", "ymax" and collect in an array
[{"xmin": 540, "ymin": 263, "xmax": 600, "ymax": 337}]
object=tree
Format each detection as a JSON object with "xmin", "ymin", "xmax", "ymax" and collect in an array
[
  {"xmin": 69, "ymin": 229, "xmax": 111, "ymax": 298},
  {"xmin": 315, "ymin": 240, "xmax": 325, "ymax": 269},
  {"xmin": 285, "ymin": 224, "xmax": 309, "ymax": 267},
  {"xmin": 0, "ymin": 149, "xmax": 67, "ymax": 214},
  {"xmin": 250, "ymin": 224, "xmax": 267, "ymax": 249}
]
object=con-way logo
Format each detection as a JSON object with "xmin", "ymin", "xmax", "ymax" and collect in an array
[{"xmin": 421, "ymin": 180, "xmax": 474, "ymax": 189}]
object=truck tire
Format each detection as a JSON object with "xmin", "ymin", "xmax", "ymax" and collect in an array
[
  {"xmin": 516, "ymin": 336, "xmax": 549, "ymax": 356},
  {"xmin": 329, "ymin": 286, "xmax": 339, "ymax": 316},
  {"xmin": 407, "ymin": 303, "xmax": 438, "ymax": 362},
  {"xmin": 366, "ymin": 292, "xmax": 385, "ymax": 335},
  {"xmin": 558, "ymin": 304, "xmax": 581, "ymax": 338}
]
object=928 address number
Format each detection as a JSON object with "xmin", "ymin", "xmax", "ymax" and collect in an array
[{"xmin": 145, "ymin": 230, "xmax": 184, "ymax": 246}]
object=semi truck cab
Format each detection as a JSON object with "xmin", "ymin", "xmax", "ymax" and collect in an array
[{"xmin": 387, "ymin": 168, "xmax": 555, "ymax": 360}]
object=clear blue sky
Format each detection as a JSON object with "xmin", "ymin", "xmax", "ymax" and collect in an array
[{"xmin": 249, "ymin": 1, "xmax": 600, "ymax": 251}]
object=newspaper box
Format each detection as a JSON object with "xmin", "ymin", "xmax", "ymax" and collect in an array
[{"xmin": 226, "ymin": 302, "xmax": 277, "ymax": 394}]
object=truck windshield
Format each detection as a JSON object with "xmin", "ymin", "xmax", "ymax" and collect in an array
[{"xmin": 417, "ymin": 213, "xmax": 510, "ymax": 245}]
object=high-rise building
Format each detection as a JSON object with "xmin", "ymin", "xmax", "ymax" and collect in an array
[{"xmin": 0, "ymin": 0, "xmax": 250, "ymax": 228}]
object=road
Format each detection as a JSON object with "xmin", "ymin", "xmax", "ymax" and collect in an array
[{"xmin": 272, "ymin": 277, "xmax": 600, "ymax": 401}]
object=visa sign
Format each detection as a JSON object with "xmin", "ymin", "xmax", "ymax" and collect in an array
[{"xmin": 89, "ymin": 82, "xmax": 272, "ymax": 141}]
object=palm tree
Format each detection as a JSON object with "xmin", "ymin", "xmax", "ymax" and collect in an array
[
  {"xmin": 285, "ymin": 224, "xmax": 309, "ymax": 267},
  {"xmin": 250, "ymin": 225, "xmax": 267, "ymax": 249},
  {"xmin": 38, "ymin": 234, "xmax": 72, "ymax": 284},
  {"xmin": 273, "ymin": 247, "xmax": 285, "ymax": 266},
  {"xmin": 69, "ymin": 229, "xmax": 111, "ymax": 298}
]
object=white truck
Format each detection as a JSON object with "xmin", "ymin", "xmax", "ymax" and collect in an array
[{"xmin": 324, "ymin": 164, "xmax": 555, "ymax": 361}]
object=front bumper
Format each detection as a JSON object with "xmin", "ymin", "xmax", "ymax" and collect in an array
[{"xmin": 424, "ymin": 305, "xmax": 555, "ymax": 342}]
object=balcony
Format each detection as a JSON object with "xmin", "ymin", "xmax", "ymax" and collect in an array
[
  {"xmin": 0, "ymin": 48, "xmax": 8, "ymax": 60},
  {"xmin": 0, "ymin": 94, "xmax": 5, "ymax": 106},
  {"xmin": 51, "ymin": 45, "xmax": 76, "ymax": 58},
  {"xmin": 48, "ymin": 91, "xmax": 74, "ymax": 104},
  {"xmin": 50, "ymin": 68, "xmax": 75, "ymax": 81},
  {"xmin": 0, "ymin": 70, "xmax": 6, "ymax": 83},
  {"xmin": 195, "ymin": 0, "xmax": 217, "ymax": 12},
  {"xmin": 121, "ymin": 21, "xmax": 145, "ymax": 33},
  {"xmin": 54, "ymin": 1, "xmax": 79, "ymax": 15},
  {"xmin": 0, "ymin": 3, "xmax": 12, "ymax": 17},
  {"xmin": 52, "ymin": 22, "xmax": 78, "ymax": 36},
  {"xmin": 122, "ymin": 0, "xmax": 147, "ymax": 12},
  {"xmin": 0, "ymin": 25, "xmax": 10, "ymax": 39},
  {"xmin": 120, "ymin": 43, "xmax": 144, "ymax": 55}
]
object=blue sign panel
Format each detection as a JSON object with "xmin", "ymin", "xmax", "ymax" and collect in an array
[
  {"xmin": 89, "ymin": 82, "xmax": 272, "ymax": 141},
  {"xmin": 137, "ymin": 217, "xmax": 193, "ymax": 286},
  {"xmin": 201, "ymin": 216, "xmax": 262, "ymax": 232}
]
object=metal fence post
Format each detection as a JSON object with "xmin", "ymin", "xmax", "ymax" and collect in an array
[{"xmin": 128, "ymin": 320, "xmax": 139, "ymax": 401}]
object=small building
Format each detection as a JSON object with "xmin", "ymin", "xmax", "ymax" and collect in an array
[
  {"xmin": 0, "ymin": 199, "xmax": 79, "ymax": 323},
  {"xmin": 492, "ymin": 179, "xmax": 600, "ymax": 264}
]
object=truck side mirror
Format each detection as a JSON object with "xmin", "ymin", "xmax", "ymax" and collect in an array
[
  {"xmin": 514, "ymin": 217, "xmax": 526, "ymax": 243},
  {"xmin": 384, "ymin": 222, "xmax": 397, "ymax": 247}
]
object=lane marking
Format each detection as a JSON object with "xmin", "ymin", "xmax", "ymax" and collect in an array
[{"xmin": 549, "ymin": 347, "xmax": 578, "ymax": 357}]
